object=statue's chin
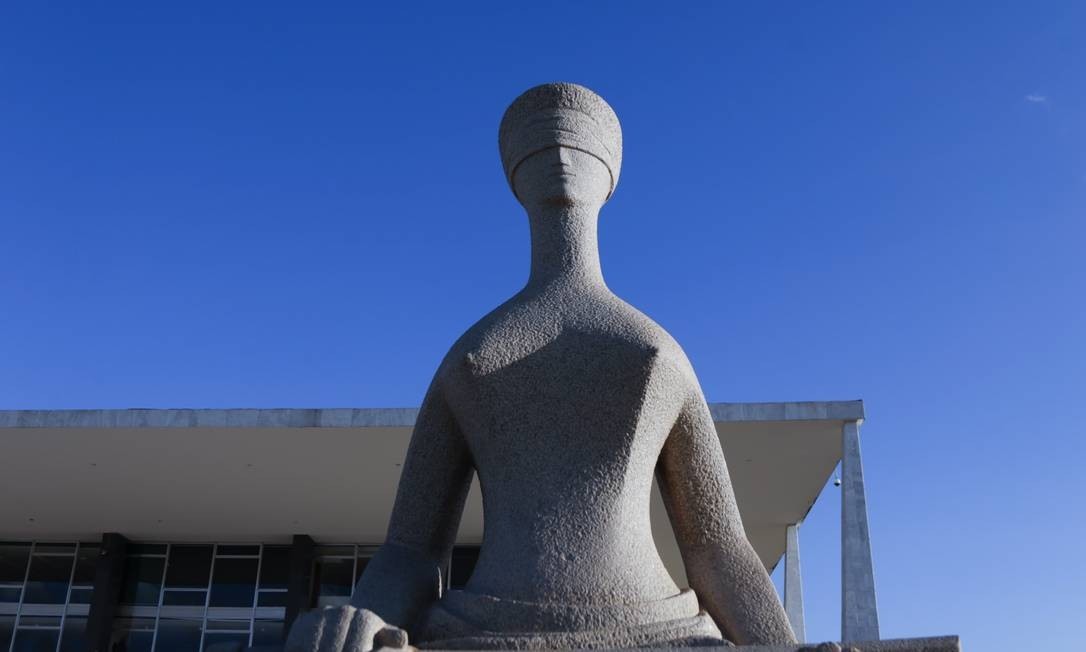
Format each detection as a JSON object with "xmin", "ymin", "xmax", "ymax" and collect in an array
[
  {"xmin": 541, "ymin": 193, "xmax": 577, "ymax": 208},
  {"xmin": 518, "ymin": 180, "xmax": 607, "ymax": 210}
]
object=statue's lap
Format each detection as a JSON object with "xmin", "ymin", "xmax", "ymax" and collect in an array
[{"xmin": 414, "ymin": 588, "xmax": 726, "ymax": 649}]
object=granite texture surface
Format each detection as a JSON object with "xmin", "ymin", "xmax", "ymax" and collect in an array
[
  {"xmin": 286, "ymin": 83, "xmax": 795, "ymax": 652},
  {"xmin": 260, "ymin": 634, "xmax": 961, "ymax": 652}
]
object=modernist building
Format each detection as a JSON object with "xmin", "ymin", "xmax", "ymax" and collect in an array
[{"xmin": 0, "ymin": 401, "xmax": 879, "ymax": 651}]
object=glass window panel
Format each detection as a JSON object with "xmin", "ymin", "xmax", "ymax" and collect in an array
[
  {"xmin": 257, "ymin": 548, "xmax": 289, "ymax": 591},
  {"xmin": 1, "ymin": 616, "xmax": 14, "ymax": 652},
  {"xmin": 127, "ymin": 545, "xmax": 167, "ymax": 556},
  {"xmin": 311, "ymin": 558, "xmax": 353, "ymax": 608},
  {"xmin": 203, "ymin": 622, "xmax": 251, "ymax": 652},
  {"xmin": 67, "ymin": 588, "xmax": 93, "ymax": 605},
  {"xmin": 12, "ymin": 628, "xmax": 59, "ymax": 652},
  {"xmin": 15, "ymin": 617, "xmax": 60, "ymax": 628},
  {"xmin": 120, "ymin": 557, "xmax": 165, "ymax": 606},
  {"xmin": 255, "ymin": 592, "xmax": 287, "ymax": 608},
  {"xmin": 204, "ymin": 620, "xmax": 248, "ymax": 632},
  {"xmin": 0, "ymin": 588, "xmax": 22, "ymax": 603},
  {"xmin": 110, "ymin": 618, "xmax": 155, "ymax": 652},
  {"xmin": 24, "ymin": 553, "xmax": 75, "ymax": 604},
  {"xmin": 58, "ymin": 616, "xmax": 86, "ymax": 652},
  {"xmin": 208, "ymin": 558, "xmax": 257, "ymax": 608},
  {"xmin": 31, "ymin": 545, "xmax": 74, "ymax": 555},
  {"xmin": 164, "ymin": 546, "xmax": 212, "ymax": 590},
  {"xmin": 202, "ymin": 632, "xmax": 248, "ymax": 652},
  {"xmin": 315, "ymin": 546, "xmax": 353, "ymax": 558},
  {"xmin": 154, "ymin": 618, "xmax": 203, "ymax": 652},
  {"xmin": 72, "ymin": 546, "xmax": 98, "ymax": 586},
  {"xmin": 0, "ymin": 544, "xmax": 31, "ymax": 601},
  {"xmin": 161, "ymin": 591, "xmax": 207, "ymax": 607},
  {"xmin": 215, "ymin": 546, "xmax": 258, "ymax": 557},
  {"xmin": 251, "ymin": 620, "xmax": 282, "ymax": 647}
]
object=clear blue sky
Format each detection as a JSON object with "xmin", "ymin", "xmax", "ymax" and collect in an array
[{"xmin": 2, "ymin": 2, "xmax": 1083, "ymax": 648}]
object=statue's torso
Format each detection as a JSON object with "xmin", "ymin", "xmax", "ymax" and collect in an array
[{"xmin": 437, "ymin": 284, "xmax": 694, "ymax": 606}]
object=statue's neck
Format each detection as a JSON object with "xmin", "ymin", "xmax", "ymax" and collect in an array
[{"xmin": 525, "ymin": 203, "xmax": 605, "ymax": 291}]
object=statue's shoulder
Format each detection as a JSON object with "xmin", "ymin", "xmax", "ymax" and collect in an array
[
  {"xmin": 432, "ymin": 290, "xmax": 698, "ymax": 385},
  {"xmin": 600, "ymin": 296, "xmax": 698, "ymax": 377},
  {"xmin": 432, "ymin": 294, "xmax": 543, "ymax": 380}
]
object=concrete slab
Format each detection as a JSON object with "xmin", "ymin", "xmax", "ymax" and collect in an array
[{"xmin": 0, "ymin": 401, "xmax": 860, "ymax": 579}]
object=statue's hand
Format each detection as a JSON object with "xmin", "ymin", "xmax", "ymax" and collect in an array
[{"xmin": 285, "ymin": 605, "xmax": 409, "ymax": 652}]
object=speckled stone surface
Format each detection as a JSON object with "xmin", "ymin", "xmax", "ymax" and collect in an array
[
  {"xmin": 286, "ymin": 83, "xmax": 795, "ymax": 652},
  {"xmin": 264, "ymin": 634, "xmax": 961, "ymax": 652}
]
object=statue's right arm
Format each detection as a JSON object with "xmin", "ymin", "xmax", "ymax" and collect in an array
[{"xmin": 286, "ymin": 376, "xmax": 474, "ymax": 652}]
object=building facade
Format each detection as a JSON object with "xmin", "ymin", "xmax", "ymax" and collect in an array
[{"xmin": 0, "ymin": 401, "xmax": 877, "ymax": 650}]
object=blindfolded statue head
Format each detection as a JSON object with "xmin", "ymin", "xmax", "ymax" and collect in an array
[{"xmin": 499, "ymin": 83, "xmax": 623, "ymax": 209}]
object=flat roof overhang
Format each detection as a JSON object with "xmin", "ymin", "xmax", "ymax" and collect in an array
[{"xmin": 0, "ymin": 401, "xmax": 863, "ymax": 582}]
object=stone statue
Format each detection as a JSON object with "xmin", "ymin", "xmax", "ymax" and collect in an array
[{"xmin": 286, "ymin": 83, "xmax": 797, "ymax": 651}]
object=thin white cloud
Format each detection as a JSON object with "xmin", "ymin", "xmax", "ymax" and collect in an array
[{"xmin": 1025, "ymin": 93, "xmax": 1049, "ymax": 104}]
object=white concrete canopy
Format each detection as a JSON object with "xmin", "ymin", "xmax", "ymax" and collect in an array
[{"xmin": 0, "ymin": 401, "xmax": 861, "ymax": 582}]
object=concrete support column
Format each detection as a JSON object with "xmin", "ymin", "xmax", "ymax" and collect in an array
[
  {"xmin": 841, "ymin": 420, "xmax": 880, "ymax": 642},
  {"xmin": 284, "ymin": 534, "xmax": 316, "ymax": 638},
  {"xmin": 86, "ymin": 532, "xmax": 129, "ymax": 652},
  {"xmin": 784, "ymin": 523, "xmax": 806, "ymax": 643}
]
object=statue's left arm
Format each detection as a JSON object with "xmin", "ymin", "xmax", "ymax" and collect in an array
[{"xmin": 656, "ymin": 383, "xmax": 797, "ymax": 645}]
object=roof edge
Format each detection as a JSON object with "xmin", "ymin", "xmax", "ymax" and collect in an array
[
  {"xmin": 708, "ymin": 400, "xmax": 865, "ymax": 423},
  {"xmin": 0, "ymin": 401, "xmax": 864, "ymax": 429}
]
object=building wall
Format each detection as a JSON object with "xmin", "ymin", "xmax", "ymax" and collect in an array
[{"xmin": 0, "ymin": 539, "xmax": 479, "ymax": 652}]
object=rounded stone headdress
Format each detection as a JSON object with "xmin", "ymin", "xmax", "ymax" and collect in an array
[{"xmin": 499, "ymin": 82, "xmax": 623, "ymax": 200}]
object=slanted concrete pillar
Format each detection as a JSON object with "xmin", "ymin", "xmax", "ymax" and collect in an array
[
  {"xmin": 784, "ymin": 523, "xmax": 806, "ymax": 643},
  {"xmin": 86, "ymin": 533, "xmax": 129, "ymax": 652},
  {"xmin": 841, "ymin": 419, "xmax": 880, "ymax": 642}
]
